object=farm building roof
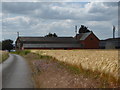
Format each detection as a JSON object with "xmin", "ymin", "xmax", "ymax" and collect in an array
[
  {"xmin": 101, "ymin": 37, "xmax": 120, "ymax": 42},
  {"xmin": 16, "ymin": 37, "xmax": 82, "ymax": 49},
  {"xmin": 100, "ymin": 38, "xmax": 120, "ymax": 43},
  {"xmin": 79, "ymin": 32, "xmax": 91, "ymax": 40},
  {"xmin": 18, "ymin": 37, "xmax": 79, "ymax": 43},
  {"xmin": 76, "ymin": 32, "xmax": 92, "ymax": 40},
  {"xmin": 105, "ymin": 37, "xmax": 120, "ymax": 41},
  {"xmin": 99, "ymin": 37, "xmax": 120, "ymax": 49}
]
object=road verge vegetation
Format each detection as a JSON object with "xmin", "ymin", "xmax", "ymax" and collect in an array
[
  {"xmin": 0, "ymin": 51, "xmax": 9, "ymax": 63},
  {"xmin": 31, "ymin": 50, "xmax": 119, "ymax": 88},
  {"xmin": 13, "ymin": 50, "xmax": 119, "ymax": 88},
  {"xmin": 11, "ymin": 50, "xmax": 30, "ymax": 56}
]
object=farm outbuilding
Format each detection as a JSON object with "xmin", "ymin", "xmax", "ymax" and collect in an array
[
  {"xmin": 75, "ymin": 31, "xmax": 100, "ymax": 49},
  {"xmin": 15, "ymin": 32, "xmax": 100, "ymax": 50},
  {"xmin": 15, "ymin": 37, "xmax": 82, "ymax": 50},
  {"xmin": 99, "ymin": 38, "xmax": 120, "ymax": 49},
  {"xmin": 15, "ymin": 25, "xmax": 100, "ymax": 50}
]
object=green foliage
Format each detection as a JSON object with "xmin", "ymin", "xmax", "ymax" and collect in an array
[
  {"xmin": 2, "ymin": 54, "xmax": 9, "ymax": 63},
  {"xmin": 64, "ymin": 64, "xmax": 81, "ymax": 74},
  {"xmin": 45, "ymin": 33, "xmax": 58, "ymax": 37},
  {"xmin": 0, "ymin": 52, "xmax": 9, "ymax": 63},
  {"xmin": 36, "ymin": 53, "xmax": 82, "ymax": 74},
  {"xmin": 79, "ymin": 25, "xmax": 90, "ymax": 33},
  {"xmin": 38, "ymin": 54, "xmax": 53, "ymax": 59},
  {"xmin": 11, "ymin": 50, "xmax": 30, "ymax": 55},
  {"xmin": 2, "ymin": 39, "xmax": 14, "ymax": 52}
]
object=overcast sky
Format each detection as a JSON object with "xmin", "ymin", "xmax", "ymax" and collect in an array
[{"xmin": 1, "ymin": 1, "xmax": 119, "ymax": 42}]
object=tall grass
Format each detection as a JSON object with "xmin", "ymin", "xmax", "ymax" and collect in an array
[
  {"xmin": 31, "ymin": 50, "xmax": 119, "ymax": 85},
  {"xmin": 11, "ymin": 50, "xmax": 30, "ymax": 55},
  {"xmin": 0, "ymin": 51, "xmax": 9, "ymax": 63}
]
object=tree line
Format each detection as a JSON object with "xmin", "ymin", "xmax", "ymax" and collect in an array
[{"xmin": 0, "ymin": 39, "xmax": 14, "ymax": 52}]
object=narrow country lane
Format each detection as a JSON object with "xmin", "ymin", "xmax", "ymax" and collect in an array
[{"xmin": 2, "ymin": 54, "xmax": 33, "ymax": 88}]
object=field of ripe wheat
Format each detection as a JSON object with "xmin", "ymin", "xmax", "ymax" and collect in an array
[{"xmin": 31, "ymin": 50, "xmax": 119, "ymax": 81}]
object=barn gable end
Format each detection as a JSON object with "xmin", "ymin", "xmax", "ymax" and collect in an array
[{"xmin": 75, "ymin": 31, "xmax": 100, "ymax": 49}]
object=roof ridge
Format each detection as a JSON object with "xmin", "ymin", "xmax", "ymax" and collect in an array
[{"xmin": 19, "ymin": 37, "xmax": 74, "ymax": 38}]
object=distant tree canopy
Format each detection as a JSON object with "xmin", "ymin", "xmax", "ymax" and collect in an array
[
  {"xmin": 79, "ymin": 25, "xmax": 90, "ymax": 33},
  {"xmin": 2, "ymin": 39, "xmax": 14, "ymax": 52},
  {"xmin": 45, "ymin": 33, "xmax": 58, "ymax": 37}
]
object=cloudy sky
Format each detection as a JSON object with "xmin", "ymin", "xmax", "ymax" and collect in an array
[{"xmin": 1, "ymin": 1, "xmax": 119, "ymax": 42}]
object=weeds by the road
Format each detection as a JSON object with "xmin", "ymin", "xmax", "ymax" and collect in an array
[
  {"xmin": 31, "ymin": 50, "xmax": 119, "ymax": 87},
  {"xmin": 14, "ymin": 50, "xmax": 119, "ymax": 88},
  {"xmin": 0, "ymin": 51, "xmax": 9, "ymax": 63},
  {"xmin": 23, "ymin": 53, "xmax": 103, "ymax": 88},
  {"xmin": 11, "ymin": 50, "xmax": 30, "ymax": 55}
]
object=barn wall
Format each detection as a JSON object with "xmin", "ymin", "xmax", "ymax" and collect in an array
[
  {"xmin": 22, "ymin": 43, "xmax": 82, "ymax": 49},
  {"xmin": 81, "ymin": 33, "xmax": 100, "ymax": 49}
]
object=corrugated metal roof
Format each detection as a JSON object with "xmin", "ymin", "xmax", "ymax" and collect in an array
[
  {"xmin": 79, "ymin": 32, "xmax": 92, "ymax": 40},
  {"xmin": 18, "ymin": 37, "xmax": 78, "ymax": 43},
  {"xmin": 17, "ymin": 37, "xmax": 82, "ymax": 48},
  {"xmin": 105, "ymin": 38, "xmax": 120, "ymax": 41}
]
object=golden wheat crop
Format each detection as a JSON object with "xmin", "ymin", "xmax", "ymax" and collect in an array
[{"xmin": 31, "ymin": 50, "xmax": 119, "ymax": 80}]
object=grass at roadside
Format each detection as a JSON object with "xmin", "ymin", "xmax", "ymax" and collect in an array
[
  {"xmin": 12, "ymin": 50, "xmax": 119, "ymax": 88},
  {"xmin": 31, "ymin": 50, "xmax": 119, "ymax": 86},
  {"xmin": 11, "ymin": 50, "xmax": 30, "ymax": 56},
  {"xmin": 0, "ymin": 51, "xmax": 9, "ymax": 63}
]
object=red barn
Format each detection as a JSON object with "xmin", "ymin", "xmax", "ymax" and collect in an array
[
  {"xmin": 15, "ymin": 32, "xmax": 100, "ymax": 50},
  {"xmin": 75, "ymin": 31, "xmax": 100, "ymax": 49},
  {"xmin": 15, "ymin": 25, "xmax": 100, "ymax": 50}
]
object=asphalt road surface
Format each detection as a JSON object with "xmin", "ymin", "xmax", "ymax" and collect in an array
[{"xmin": 2, "ymin": 54, "xmax": 33, "ymax": 88}]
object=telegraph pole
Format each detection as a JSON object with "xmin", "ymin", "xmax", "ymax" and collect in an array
[
  {"xmin": 17, "ymin": 32, "xmax": 19, "ymax": 37},
  {"xmin": 75, "ymin": 25, "xmax": 77, "ymax": 39},
  {"xmin": 113, "ymin": 25, "xmax": 115, "ymax": 38},
  {"xmin": 75, "ymin": 25, "xmax": 77, "ymax": 35}
]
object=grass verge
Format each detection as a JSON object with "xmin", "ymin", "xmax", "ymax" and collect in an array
[
  {"xmin": 32, "ymin": 52, "xmax": 119, "ymax": 88},
  {"xmin": 11, "ymin": 50, "xmax": 31, "ymax": 55},
  {"xmin": 0, "ymin": 51, "xmax": 9, "ymax": 63},
  {"xmin": 13, "ymin": 50, "xmax": 119, "ymax": 88}
]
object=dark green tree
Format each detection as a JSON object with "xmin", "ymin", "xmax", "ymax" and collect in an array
[
  {"xmin": 53, "ymin": 33, "xmax": 58, "ymax": 37},
  {"xmin": 79, "ymin": 25, "xmax": 90, "ymax": 33},
  {"xmin": 45, "ymin": 33, "xmax": 58, "ymax": 37},
  {"xmin": 2, "ymin": 39, "xmax": 14, "ymax": 52}
]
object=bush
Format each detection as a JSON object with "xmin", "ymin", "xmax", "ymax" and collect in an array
[
  {"xmin": 0, "ymin": 51, "xmax": 9, "ymax": 63},
  {"xmin": 11, "ymin": 50, "xmax": 30, "ymax": 55}
]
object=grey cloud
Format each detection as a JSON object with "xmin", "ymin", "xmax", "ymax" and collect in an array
[
  {"xmin": 2, "ymin": 2, "xmax": 40, "ymax": 14},
  {"xmin": 2, "ymin": 2, "xmax": 118, "ymax": 41},
  {"xmin": 104, "ymin": 2, "xmax": 118, "ymax": 7},
  {"xmin": 3, "ymin": 2, "xmax": 117, "ymax": 21},
  {"xmin": 87, "ymin": 2, "xmax": 117, "ymax": 14}
]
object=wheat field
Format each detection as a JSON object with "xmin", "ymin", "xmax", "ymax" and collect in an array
[{"xmin": 31, "ymin": 50, "xmax": 119, "ymax": 81}]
